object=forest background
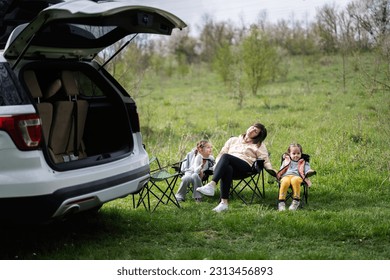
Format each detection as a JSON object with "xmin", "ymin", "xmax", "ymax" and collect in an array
[{"xmin": 106, "ymin": 0, "xmax": 389, "ymax": 162}]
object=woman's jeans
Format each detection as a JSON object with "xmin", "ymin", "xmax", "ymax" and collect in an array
[{"xmin": 212, "ymin": 154, "xmax": 252, "ymax": 199}]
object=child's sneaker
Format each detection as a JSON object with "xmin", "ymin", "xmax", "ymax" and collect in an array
[
  {"xmin": 212, "ymin": 202, "xmax": 228, "ymax": 213},
  {"xmin": 197, "ymin": 183, "xmax": 215, "ymax": 196},
  {"xmin": 289, "ymin": 199, "xmax": 300, "ymax": 211},
  {"xmin": 278, "ymin": 201, "xmax": 286, "ymax": 211}
]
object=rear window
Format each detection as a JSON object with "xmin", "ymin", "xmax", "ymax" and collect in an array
[
  {"xmin": 74, "ymin": 71, "xmax": 105, "ymax": 97},
  {"xmin": 0, "ymin": 62, "xmax": 29, "ymax": 105}
]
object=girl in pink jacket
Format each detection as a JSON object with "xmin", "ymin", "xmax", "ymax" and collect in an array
[{"xmin": 277, "ymin": 143, "xmax": 316, "ymax": 211}]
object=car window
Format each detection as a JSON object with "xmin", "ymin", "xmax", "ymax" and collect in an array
[
  {"xmin": 75, "ymin": 71, "xmax": 105, "ymax": 97},
  {"xmin": 0, "ymin": 62, "xmax": 29, "ymax": 105},
  {"xmin": 72, "ymin": 24, "xmax": 116, "ymax": 39},
  {"xmin": 35, "ymin": 23, "xmax": 118, "ymax": 47}
]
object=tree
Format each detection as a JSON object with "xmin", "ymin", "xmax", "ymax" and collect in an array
[
  {"xmin": 167, "ymin": 29, "xmax": 199, "ymax": 65},
  {"xmin": 315, "ymin": 3, "xmax": 340, "ymax": 53},
  {"xmin": 350, "ymin": 0, "xmax": 389, "ymax": 44},
  {"xmin": 338, "ymin": 9, "xmax": 356, "ymax": 92},
  {"xmin": 271, "ymin": 18, "xmax": 318, "ymax": 56},
  {"xmin": 349, "ymin": 0, "xmax": 390, "ymax": 94},
  {"xmin": 198, "ymin": 14, "xmax": 235, "ymax": 63},
  {"xmin": 241, "ymin": 27, "xmax": 279, "ymax": 95},
  {"xmin": 213, "ymin": 42, "xmax": 235, "ymax": 86}
]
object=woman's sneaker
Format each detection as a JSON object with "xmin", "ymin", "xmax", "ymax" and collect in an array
[
  {"xmin": 289, "ymin": 200, "xmax": 300, "ymax": 211},
  {"xmin": 212, "ymin": 202, "xmax": 228, "ymax": 213},
  {"xmin": 197, "ymin": 183, "xmax": 215, "ymax": 196},
  {"xmin": 278, "ymin": 201, "xmax": 286, "ymax": 211}
]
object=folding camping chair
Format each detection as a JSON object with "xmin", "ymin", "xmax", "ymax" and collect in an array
[
  {"xmin": 229, "ymin": 159, "xmax": 266, "ymax": 204},
  {"xmin": 135, "ymin": 157, "xmax": 182, "ymax": 212},
  {"xmin": 276, "ymin": 153, "xmax": 316, "ymax": 208}
]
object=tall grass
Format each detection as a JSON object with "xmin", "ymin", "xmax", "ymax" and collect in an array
[{"xmin": 0, "ymin": 53, "xmax": 389, "ymax": 260}]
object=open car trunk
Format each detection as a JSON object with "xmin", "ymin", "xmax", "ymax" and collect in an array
[{"xmin": 21, "ymin": 61, "xmax": 136, "ymax": 170}]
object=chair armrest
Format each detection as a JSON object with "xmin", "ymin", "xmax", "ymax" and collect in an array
[
  {"xmin": 204, "ymin": 169, "xmax": 213, "ymax": 176},
  {"xmin": 252, "ymin": 159, "xmax": 264, "ymax": 173},
  {"xmin": 171, "ymin": 163, "xmax": 181, "ymax": 173},
  {"xmin": 265, "ymin": 168, "xmax": 277, "ymax": 177},
  {"xmin": 306, "ymin": 169, "xmax": 316, "ymax": 177},
  {"xmin": 171, "ymin": 159, "xmax": 187, "ymax": 173}
]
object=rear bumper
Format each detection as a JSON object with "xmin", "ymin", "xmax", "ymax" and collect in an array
[{"xmin": 0, "ymin": 166, "xmax": 149, "ymax": 222}]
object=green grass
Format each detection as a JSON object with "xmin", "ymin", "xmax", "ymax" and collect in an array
[{"xmin": 0, "ymin": 53, "xmax": 389, "ymax": 260}]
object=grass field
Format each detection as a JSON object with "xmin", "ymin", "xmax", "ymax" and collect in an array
[{"xmin": 0, "ymin": 53, "xmax": 389, "ymax": 260}]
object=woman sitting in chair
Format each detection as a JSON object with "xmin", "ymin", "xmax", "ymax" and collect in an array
[
  {"xmin": 197, "ymin": 123, "xmax": 276, "ymax": 212},
  {"xmin": 276, "ymin": 143, "xmax": 316, "ymax": 211}
]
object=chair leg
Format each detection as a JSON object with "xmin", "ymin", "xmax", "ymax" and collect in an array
[
  {"xmin": 302, "ymin": 184, "xmax": 309, "ymax": 207},
  {"xmin": 153, "ymin": 183, "xmax": 181, "ymax": 212},
  {"xmin": 148, "ymin": 175, "xmax": 181, "ymax": 212},
  {"xmin": 230, "ymin": 170, "xmax": 265, "ymax": 204},
  {"xmin": 249, "ymin": 170, "xmax": 265, "ymax": 203},
  {"xmin": 145, "ymin": 157, "xmax": 182, "ymax": 212},
  {"xmin": 148, "ymin": 182, "xmax": 168, "ymax": 212},
  {"xmin": 136, "ymin": 184, "xmax": 151, "ymax": 211}
]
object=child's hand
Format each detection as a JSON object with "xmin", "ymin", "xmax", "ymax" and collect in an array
[{"xmin": 306, "ymin": 170, "xmax": 316, "ymax": 177}]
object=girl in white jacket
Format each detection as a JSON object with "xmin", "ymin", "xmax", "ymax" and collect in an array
[{"xmin": 175, "ymin": 140, "xmax": 214, "ymax": 202}]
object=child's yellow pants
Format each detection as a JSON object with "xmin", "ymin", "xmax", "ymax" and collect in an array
[{"xmin": 278, "ymin": 175, "xmax": 303, "ymax": 200}]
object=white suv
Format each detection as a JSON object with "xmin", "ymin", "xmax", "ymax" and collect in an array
[{"xmin": 0, "ymin": 0, "xmax": 186, "ymax": 222}]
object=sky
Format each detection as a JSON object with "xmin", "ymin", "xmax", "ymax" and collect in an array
[{"xmin": 134, "ymin": 0, "xmax": 352, "ymax": 32}]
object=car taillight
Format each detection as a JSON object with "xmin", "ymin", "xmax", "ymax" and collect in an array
[{"xmin": 0, "ymin": 114, "xmax": 42, "ymax": 150}]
